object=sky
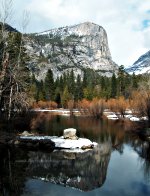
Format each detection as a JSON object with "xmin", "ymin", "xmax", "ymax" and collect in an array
[{"xmin": 6, "ymin": 0, "xmax": 150, "ymax": 67}]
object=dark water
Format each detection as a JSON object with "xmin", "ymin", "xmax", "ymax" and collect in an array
[{"xmin": 0, "ymin": 113, "xmax": 150, "ymax": 196}]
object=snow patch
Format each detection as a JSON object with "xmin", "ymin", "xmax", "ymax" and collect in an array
[
  {"xmin": 19, "ymin": 136, "xmax": 98, "ymax": 150},
  {"xmin": 128, "ymin": 117, "xmax": 140, "ymax": 121}
]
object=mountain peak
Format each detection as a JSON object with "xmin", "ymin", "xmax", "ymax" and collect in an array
[
  {"xmin": 37, "ymin": 22, "xmax": 104, "ymax": 37},
  {"xmin": 71, "ymin": 21, "xmax": 104, "ymax": 36},
  {"xmin": 126, "ymin": 50, "xmax": 150, "ymax": 75},
  {"xmin": 77, "ymin": 21, "xmax": 101, "ymax": 27}
]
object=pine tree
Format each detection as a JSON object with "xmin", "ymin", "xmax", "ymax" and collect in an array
[
  {"xmin": 61, "ymin": 86, "xmax": 71, "ymax": 108},
  {"xmin": 54, "ymin": 89, "xmax": 61, "ymax": 108},
  {"xmin": 44, "ymin": 69, "xmax": 54, "ymax": 101},
  {"xmin": 117, "ymin": 65, "xmax": 126, "ymax": 96},
  {"xmin": 110, "ymin": 73, "xmax": 117, "ymax": 98},
  {"xmin": 83, "ymin": 87, "xmax": 93, "ymax": 100},
  {"xmin": 100, "ymin": 76, "xmax": 105, "ymax": 91},
  {"xmin": 74, "ymin": 74, "xmax": 83, "ymax": 101},
  {"xmin": 132, "ymin": 72, "xmax": 138, "ymax": 89},
  {"xmin": 124, "ymin": 73, "xmax": 132, "ymax": 98},
  {"xmin": 68, "ymin": 69, "xmax": 75, "ymax": 96},
  {"xmin": 83, "ymin": 70, "xmax": 88, "ymax": 88},
  {"xmin": 36, "ymin": 80, "xmax": 45, "ymax": 101},
  {"xmin": 59, "ymin": 75, "xmax": 64, "ymax": 92}
]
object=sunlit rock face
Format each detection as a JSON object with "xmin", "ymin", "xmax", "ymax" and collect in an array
[
  {"xmin": 26, "ymin": 142, "xmax": 111, "ymax": 191},
  {"xmin": 25, "ymin": 22, "xmax": 118, "ymax": 80}
]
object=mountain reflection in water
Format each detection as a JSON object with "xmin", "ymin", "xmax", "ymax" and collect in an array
[
  {"xmin": 26, "ymin": 143, "xmax": 111, "ymax": 191},
  {"xmin": 0, "ymin": 114, "xmax": 150, "ymax": 196}
]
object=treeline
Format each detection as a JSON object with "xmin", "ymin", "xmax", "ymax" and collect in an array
[{"xmin": 30, "ymin": 65, "xmax": 143, "ymax": 108}]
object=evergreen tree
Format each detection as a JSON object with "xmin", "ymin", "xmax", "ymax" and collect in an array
[
  {"xmin": 54, "ymin": 87, "xmax": 61, "ymax": 107},
  {"xmin": 28, "ymin": 74, "xmax": 37, "ymax": 101},
  {"xmin": 74, "ymin": 74, "xmax": 83, "ymax": 101},
  {"xmin": 59, "ymin": 75, "xmax": 64, "ymax": 92},
  {"xmin": 124, "ymin": 73, "xmax": 132, "ymax": 98},
  {"xmin": 36, "ymin": 80, "xmax": 45, "ymax": 101},
  {"xmin": 83, "ymin": 70, "xmax": 88, "ymax": 88},
  {"xmin": 44, "ymin": 69, "xmax": 54, "ymax": 101},
  {"xmin": 100, "ymin": 76, "xmax": 105, "ymax": 91},
  {"xmin": 104, "ymin": 77, "xmax": 111, "ymax": 99},
  {"xmin": 132, "ymin": 72, "xmax": 138, "ymax": 89},
  {"xmin": 68, "ymin": 69, "xmax": 75, "ymax": 96},
  {"xmin": 110, "ymin": 73, "xmax": 117, "ymax": 98},
  {"xmin": 117, "ymin": 65, "xmax": 126, "ymax": 96},
  {"xmin": 83, "ymin": 87, "xmax": 93, "ymax": 100},
  {"xmin": 61, "ymin": 86, "xmax": 71, "ymax": 108}
]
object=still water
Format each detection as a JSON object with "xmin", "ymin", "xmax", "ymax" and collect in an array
[{"xmin": 0, "ymin": 113, "xmax": 150, "ymax": 196}]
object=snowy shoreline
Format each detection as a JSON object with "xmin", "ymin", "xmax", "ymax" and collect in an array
[{"xmin": 31, "ymin": 108, "xmax": 148, "ymax": 122}]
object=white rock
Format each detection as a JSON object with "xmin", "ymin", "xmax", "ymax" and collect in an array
[{"xmin": 63, "ymin": 128, "xmax": 77, "ymax": 139}]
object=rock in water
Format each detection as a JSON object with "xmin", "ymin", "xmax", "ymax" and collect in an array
[{"xmin": 63, "ymin": 128, "xmax": 78, "ymax": 140}]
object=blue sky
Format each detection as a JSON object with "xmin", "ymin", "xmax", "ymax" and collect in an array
[
  {"xmin": 2, "ymin": 0, "xmax": 150, "ymax": 66},
  {"xmin": 142, "ymin": 19, "xmax": 150, "ymax": 28}
]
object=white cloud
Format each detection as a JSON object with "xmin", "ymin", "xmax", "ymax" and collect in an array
[{"xmin": 12, "ymin": 0, "xmax": 150, "ymax": 66}]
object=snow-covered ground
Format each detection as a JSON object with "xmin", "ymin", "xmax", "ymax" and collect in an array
[
  {"xmin": 104, "ymin": 109, "xmax": 148, "ymax": 122},
  {"xmin": 32, "ymin": 108, "xmax": 148, "ymax": 122},
  {"xmin": 31, "ymin": 109, "xmax": 80, "ymax": 116}
]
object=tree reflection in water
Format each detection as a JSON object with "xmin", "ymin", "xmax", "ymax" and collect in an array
[{"xmin": 0, "ymin": 146, "xmax": 28, "ymax": 196}]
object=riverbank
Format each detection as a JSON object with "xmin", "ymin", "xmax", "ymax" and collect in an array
[{"xmin": 32, "ymin": 108, "xmax": 148, "ymax": 122}]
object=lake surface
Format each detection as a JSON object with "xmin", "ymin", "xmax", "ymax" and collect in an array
[{"xmin": 0, "ymin": 113, "xmax": 150, "ymax": 196}]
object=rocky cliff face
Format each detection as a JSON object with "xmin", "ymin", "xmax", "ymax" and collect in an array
[
  {"xmin": 126, "ymin": 50, "xmax": 150, "ymax": 75},
  {"xmin": 24, "ymin": 22, "xmax": 118, "ymax": 80}
]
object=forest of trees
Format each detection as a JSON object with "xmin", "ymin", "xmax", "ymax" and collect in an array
[
  {"xmin": 30, "ymin": 66, "xmax": 150, "ymax": 121},
  {"xmin": 30, "ymin": 66, "xmax": 140, "ymax": 103},
  {"xmin": 31, "ymin": 66, "xmax": 140, "ymax": 105}
]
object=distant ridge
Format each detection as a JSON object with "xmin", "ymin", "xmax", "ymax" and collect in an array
[{"xmin": 126, "ymin": 50, "xmax": 150, "ymax": 75}]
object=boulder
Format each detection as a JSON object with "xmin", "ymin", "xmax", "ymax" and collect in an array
[{"xmin": 63, "ymin": 128, "xmax": 78, "ymax": 140}]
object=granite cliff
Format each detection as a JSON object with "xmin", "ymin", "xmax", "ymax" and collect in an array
[{"xmin": 24, "ymin": 22, "xmax": 118, "ymax": 80}]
